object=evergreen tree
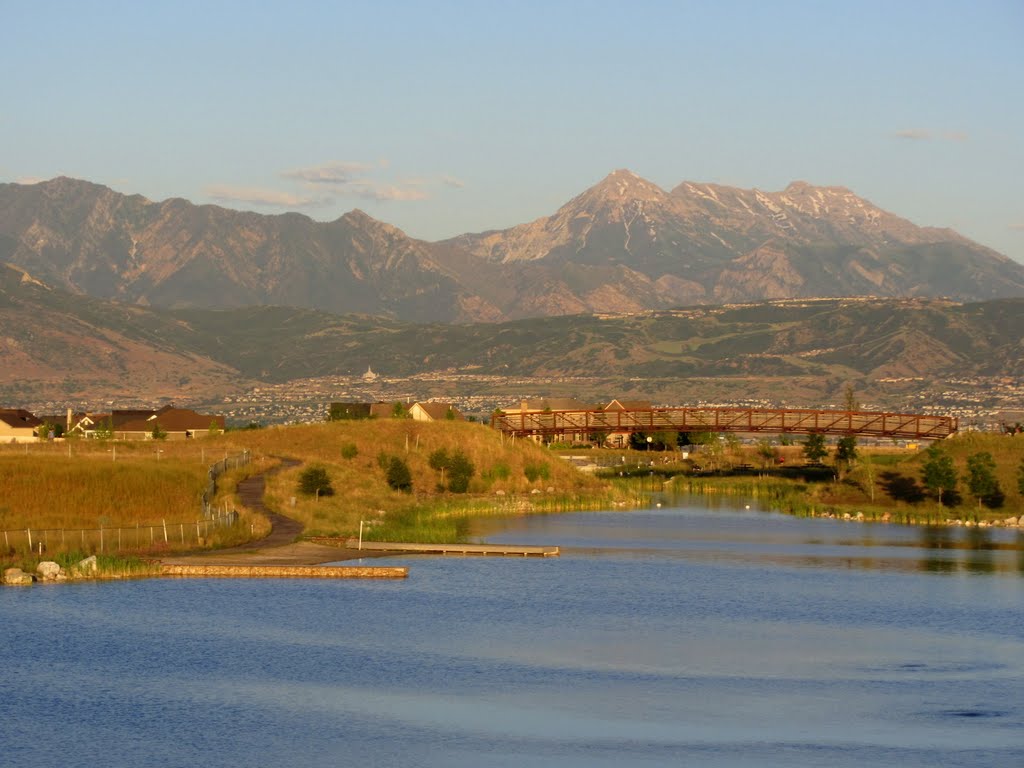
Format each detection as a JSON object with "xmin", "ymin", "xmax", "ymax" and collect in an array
[{"xmin": 386, "ymin": 457, "xmax": 412, "ymax": 492}]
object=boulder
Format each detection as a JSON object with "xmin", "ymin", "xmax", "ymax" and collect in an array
[
  {"xmin": 36, "ymin": 561, "xmax": 63, "ymax": 580},
  {"xmin": 3, "ymin": 567, "xmax": 34, "ymax": 586},
  {"xmin": 75, "ymin": 555, "xmax": 98, "ymax": 574}
]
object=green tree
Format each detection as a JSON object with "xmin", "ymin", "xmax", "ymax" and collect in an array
[
  {"xmin": 802, "ymin": 433, "xmax": 828, "ymax": 464},
  {"xmin": 391, "ymin": 402, "xmax": 410, "ymax": 419},
  {"xmin": 921, "ymin": 444, "xmax": 957, "ymax": 506},
  {"xmin": 93, "ymin": 417, "xmax": 114, "ymax": 440},
  {"xmin": 428, "ymin": 448, "xmax": 450, "ymax": 472},
  {"xmin": 298, "ymin": 466, "xmax": 334, "ymax": 497},
  {"xmin": 966, "ymin": 452, "xmax": 1002, "ymax": 509},
  {"xmin": 446, "ymin": 450, "xmax": 475, "ymax": 493},
  {"xmin": 835, "ymin": 435, "xmax": 857, "ymax": 468},
  {"xmin": 386, "ymin": 456, "xmax": 412, "ymax": 492},
  {"xmin": 151, "ymin": 422, "xmax": 168, "ymax": 440},
  {"xmin": 207, "ymin": 420, "xmax": 222, "ymax": 438}
]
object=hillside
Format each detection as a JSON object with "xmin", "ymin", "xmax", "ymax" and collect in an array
[
  {"xmin": 2, "ymin": 263, "xmax": 1022, "ymax": 409},
  {"xmin": 2, "ymin": 173, "xmax": 1022, "ymax": 322}
]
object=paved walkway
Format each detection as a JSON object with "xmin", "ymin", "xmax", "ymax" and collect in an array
[{"xmin": 162, "ymin": 458, "xmax": 381, "ymax": 566}]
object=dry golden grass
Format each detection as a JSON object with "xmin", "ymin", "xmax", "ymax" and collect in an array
[
  {"xmin": 0, "ymin": 454, "xmax": 207, "ymax": 529},
  {"xmin": 220, "ymin": 419, "xmax": 609, "ymax": 538}
]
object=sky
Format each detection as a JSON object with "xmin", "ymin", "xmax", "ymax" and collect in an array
[{"xmin": 4, "ymin": 1, "xmax": 1023, "ymax": 261}]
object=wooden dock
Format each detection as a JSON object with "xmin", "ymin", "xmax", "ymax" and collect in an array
[
  {"xmin": 343, "ymin": 540, "xmax": 560, "ymax": 557},
  {"xmin": 161, "ymin": 564, "xmax": 408, "ymax": 579}
]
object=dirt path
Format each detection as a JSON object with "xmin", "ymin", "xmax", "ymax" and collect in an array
[{"xmin": 161, "ymin": 458, "xmax": 377, "ymax": 566}]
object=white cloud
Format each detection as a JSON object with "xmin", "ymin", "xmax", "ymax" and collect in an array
[
  {"xmin": 1009, "ymin": 222, "xmax": 1024, "ymax": 232},
  {"xmin": 349, "ymin": 183, "xmax": 428, "ymax": 202},
  {"xmin": 892, "ymin": 128, "xmax": 968, "ymax": 143},
  {"xmin": 15, "ymin": 175, "xmax": 46, "ymax": 185},
  {"xmin": 894, "ymin": 128, "xmax": 931, "ymax": 141},
  {"xmin": 205, "ymin": 184, "xmax": 321, "ymax": 208},
  {"xmin": 441, "ymin": 174, "xmax": 466, "ymax": 189},
  {"xmin": 280, "ymin": 161, "xmax": 375, "ymax": 185}
]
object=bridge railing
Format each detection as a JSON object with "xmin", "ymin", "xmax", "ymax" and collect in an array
[{"xmin": 491, "ymin": 407, "xmax": 957, "ymax": 440}]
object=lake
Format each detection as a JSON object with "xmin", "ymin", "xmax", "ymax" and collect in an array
[{"xmin": 2, "ymin": 497, "xmax": 1022, "ymax": 767}]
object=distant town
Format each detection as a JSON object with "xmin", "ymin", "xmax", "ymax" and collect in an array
[{"xmin": 7, "ymin": 366, "xmax": 1022, "ymax": 435}]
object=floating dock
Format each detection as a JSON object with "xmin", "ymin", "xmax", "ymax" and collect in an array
[
  {"xmin": 343, "ymin": 540, "xmax": 560, "ymax": 557},
  {"xmin": 161, "ymin": 564, "xmax": 408, "ymax": 579}
]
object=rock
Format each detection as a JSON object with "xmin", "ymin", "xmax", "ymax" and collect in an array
[
  {"xmin": 495, "ymin": 490, "xmax": 505, "ymax": 496},
  {"xmin": 530, "ymin": 488, "xmax": 541, "ymax": 495},
  {"xmin": 3, "ymin": 567, "xmax": 34, "ymax": 586},
  {"xmin": 1006, "ymin": 516, "xmax": 1020, "ymax": 526},
  {"xmin": 36, "ymin": 561, "xmax": 62, "ymax": 580},
  {"xmin": 546, "ymin": 487, "xmax": 555, "ymax": 493},
  {"xmin": 75, "ymin": 555, "xmax": 98, "ymax": 574},
  {"xmin": 856, "ymin": 512, "xmax": 865, "ymax": 521}
]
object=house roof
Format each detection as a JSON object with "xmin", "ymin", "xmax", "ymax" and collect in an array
[
  {"xmin": 604, "ymin": 399, "xmax": 653, "ymax": 411},
  {"xmin": 519, "ymin": 398, "xmax": 595, "ymax": 412},
  {"xmin": 0, "ymin": 408, "xmax": 42, "ymax": 429},
  {"xmin": 111, "ymin": 407, "xmax": 224, "ymax": 433},
  {"xmin": 412, "ymin": 402, "xmax": 463, "ymax": 420}
]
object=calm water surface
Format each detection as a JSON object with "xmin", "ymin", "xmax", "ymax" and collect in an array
[{"xmin": 2, "ymin": 498, "xmax": 1023, "ymax": 767}]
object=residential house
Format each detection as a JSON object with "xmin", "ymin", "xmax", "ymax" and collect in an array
[
  {"xmin": 328, "ymin": 402, "xmax": 373, "ymax": 421},
  {"xmin": 496, "ymin": 398, "xmax": 599, "ymax": 444},
  {"xmin": 409, "ymin": 402, "xmax": 464, "ymax": 422},
  {"xmin": 0, "ymin": 408, "xmax": 42, "ymax": 442},
  {"xmin": 602, "ymin": 399, "xmax": 653, "ymax": 447},
  {"xmin": 108, "ymin": 405, "xmax": 225, "ymax": 440}
]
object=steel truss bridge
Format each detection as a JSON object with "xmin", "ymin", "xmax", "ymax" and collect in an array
[{"xmin": 490, "ymin": 406, "xmax": 958, "ymax": 441}]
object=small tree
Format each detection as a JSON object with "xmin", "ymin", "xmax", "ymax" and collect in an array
[
  {"xmin": 966, "ymin": 452, "xmax": 1002, "ymax": 509},
  {"xmin": 446, "ymin": 450, "xmax": 475, "ymax": 493},
  {"xmin": 834, "ymin": 435, "xmax": 857, "ymax": 477},
  {"xmin": 391, "ymin": 402, "xmax": 410, "ymax": 419},
  {"xmin": 921, "ymin": 444, "xmax": 957, "ymax": 506},
  {"xmin": 386, "ymin": 456, "xmax": 412, "ymax": 492},
  {"xmin": 755, "ymin": 438, "xmax": 777, "ymax": 471},
  {"xmin": 298, "ymin": 466, "xmax": 334, "ymax": 497},
  {"xmin": 802, "ymin": 433, "xmax": 828, "ymax": 464},
  {"xmin": 151, "ymin": 421, "xmax": 168, "ymax": 440},
  {"xmin": 843, "ymin": 383, "xmax": 860, "ymax": 411},
  {"xmin": 207, "ymin": 420, "xmax": 222, "ymax": 438},
  {"xmin": 93, "ymin": 417, "xmax": 114, "ymax": 440}
]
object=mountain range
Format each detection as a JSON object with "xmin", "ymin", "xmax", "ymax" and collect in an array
[{"xmin": 2, "ymin": 172, "xmax": 1023, "ymax": 322}]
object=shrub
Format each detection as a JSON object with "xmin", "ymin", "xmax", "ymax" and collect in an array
[
  {"xmin": 340, "ymin": 442, "xmax": 358, "ymax": 460},
  {"xmin": 524, "ymin": 462, "xmax": 550, "ymax": 483}
]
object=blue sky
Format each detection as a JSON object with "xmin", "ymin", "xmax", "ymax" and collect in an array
[{"xmin": 4, "ymin": 1, "xmax": 1023, "ymax": 260}]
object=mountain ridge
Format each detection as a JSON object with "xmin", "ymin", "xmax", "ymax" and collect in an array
[{"xmin": 2, "ymin": 172, "xmax": 1022, "ymax": 322}]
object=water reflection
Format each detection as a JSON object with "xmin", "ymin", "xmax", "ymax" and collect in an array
[{"xmin": 480, "ymin": 498, "xmax": 1024, "ymax": 577}]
